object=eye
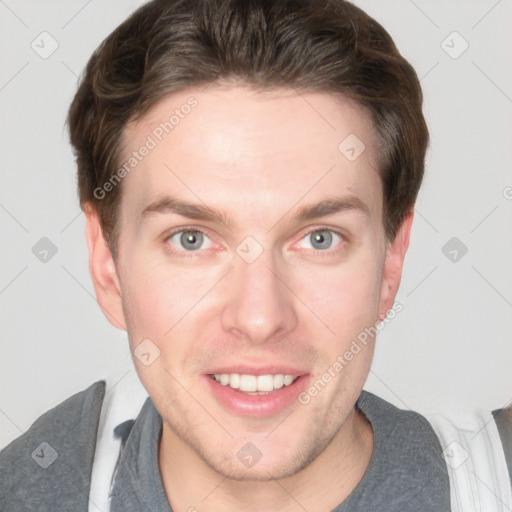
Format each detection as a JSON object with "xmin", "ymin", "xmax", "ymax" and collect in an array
[
  {"xmin": 297, "ymin": 229, "xmax": 343, "ymax": 251},
  {"xmin": 166, "ymin": 229, "xmax": 213, "ymax": 252}
]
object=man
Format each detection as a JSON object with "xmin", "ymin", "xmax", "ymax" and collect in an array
[{"xmin": 0, "ymin": 0, "xmax": 510, "ymax": 511}]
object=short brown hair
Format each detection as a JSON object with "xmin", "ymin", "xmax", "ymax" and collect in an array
[{"xmin": 67, "ymin": 0, "xmax": 428, "ymax": 255}]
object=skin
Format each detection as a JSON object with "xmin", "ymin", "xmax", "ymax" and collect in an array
[{"xmin": 85, "ymin": 84, "xmax": 413, "ymax": 512}]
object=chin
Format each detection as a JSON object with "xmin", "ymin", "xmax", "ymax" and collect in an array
[
  {"xmin": 204, "ymin": 441, "xmax": 319, "ymax": 483},
  {"xmin": 220, "ymin": 461, "xmax": 304, "ymax": 482}
]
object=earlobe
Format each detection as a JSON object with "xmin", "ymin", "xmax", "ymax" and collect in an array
[
  {"xmin": 84, "ymin": 204, "xmax": 127, "ymax": 330},
  {"xmin": 378, "ymin": 210, "xmax": 414, "ymax": 320}
]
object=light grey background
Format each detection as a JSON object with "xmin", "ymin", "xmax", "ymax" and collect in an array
[{"xmin": 1, "ymin": 0, "xmax": 511, "ymax": 449}]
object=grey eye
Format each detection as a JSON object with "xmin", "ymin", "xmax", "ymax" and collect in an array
[
  {"xmin": 168, "ymin": 230, "xmax": 212, "ymax": 251},
  {"xmin": 180, "ymin": 231, "xmax": 204, "ymax": 250},
  {"xmin": 299, "ymin": 229, "xmax": 341, "ymax": 251},
  {"xmin": 310, "ymin": 230, "xmax": 332, "ymax": 250}
]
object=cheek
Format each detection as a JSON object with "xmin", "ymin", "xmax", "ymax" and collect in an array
[
  {"xmin": 298, "ymin": 252, "xmax": 383, "ymax": 337},
  {"xmin": 118, "ymin": 257, "xmax": 219, "ymax": 340}
]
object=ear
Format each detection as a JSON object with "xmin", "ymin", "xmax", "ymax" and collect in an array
[
  {"xmin": 378, "ymin": 210, "xmax": 414, "ymax": 320},
  {"xmin": 84, "ymin": 204, "xmax": 127, "ymax": 330}
]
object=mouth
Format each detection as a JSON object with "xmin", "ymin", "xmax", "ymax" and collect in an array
[
  {"xmin": 203, "ymin": 371, "xmax": 309, "ymax": 417},
  {"xmin": 207, "ymin": 373, "xmax": 300, "ymax": 394}
]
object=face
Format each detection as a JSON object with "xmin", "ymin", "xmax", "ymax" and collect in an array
[{"xmin": 86, "ymin": 84, "xmax": 410, "ymax": 481}]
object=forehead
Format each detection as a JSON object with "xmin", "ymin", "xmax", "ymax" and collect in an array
[{"xmin": 117, "ymin": 85, "xmax": 382, "ymax": 223}]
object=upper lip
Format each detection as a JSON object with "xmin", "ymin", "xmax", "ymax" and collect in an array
[{"xmin": 206, "ymin": 365, "xmax": 308, "ymax": 376}]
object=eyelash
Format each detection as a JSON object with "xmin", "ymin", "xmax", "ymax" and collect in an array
[{"xmin": 163, "ymin": 225, "xmax": 347, "ymax": 258}]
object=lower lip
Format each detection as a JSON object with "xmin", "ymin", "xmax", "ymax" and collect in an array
[{"xmin": 203, "ymin": 374, "xmax": 310, "ymax": 418}]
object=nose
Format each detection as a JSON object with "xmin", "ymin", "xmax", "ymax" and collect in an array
[{"xmin": 220, "ymin": 245, "xmax": 298, "ymax": 344}]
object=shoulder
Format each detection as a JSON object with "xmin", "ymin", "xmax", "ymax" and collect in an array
[
  {"xmin": 425, "ymin": 404, "xmax": 512, "ymax": 511},
  {"xmin": 358, "ymin": 389, "xmax": 444, "ymax": 447},
  {"xmin": 356, "ymin": 390, "xmax": 451, "ymax": 508},
  {"xmin": 0, "ymin": 380, "xmax": 105, "ymax": 511}
]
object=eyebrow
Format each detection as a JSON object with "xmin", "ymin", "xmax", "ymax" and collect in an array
[{"xmin": 140, "ymin": 194, "xmax": 370, "ymax": 229}]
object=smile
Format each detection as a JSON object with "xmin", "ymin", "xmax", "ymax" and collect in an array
[
  {"xmin": 209, "ymin": 373, "xmax": 299, "ymax": 394},
  {"xmin": 204, "ymin": 372, "xmax": 309, "ymax": 417}
]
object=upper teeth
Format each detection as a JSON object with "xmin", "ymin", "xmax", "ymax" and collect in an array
[{"xmin": 212, "ymin": 373, "xmax": 298, "ymax": 392}]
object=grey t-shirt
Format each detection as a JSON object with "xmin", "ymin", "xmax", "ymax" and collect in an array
[{"xmin": 109, "ymin": 390, "xmax": 451, "ymax": 511}]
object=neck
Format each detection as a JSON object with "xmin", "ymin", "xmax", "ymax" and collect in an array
[{"xmin": 158, "ymin": 408, "xmax": 374, "ymax": 512}]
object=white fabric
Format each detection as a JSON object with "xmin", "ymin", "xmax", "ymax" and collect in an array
[
  {"xmin": 425, "ymin": 409, "xmax": 512, "ymax": 512},
  {"xmin": 88, "ymin": 370, "xmax": 149, "ymax": 512}
]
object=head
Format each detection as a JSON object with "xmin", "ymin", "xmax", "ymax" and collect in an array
[{"xmin": 67, "ymin": 0, "xmax": 427, "ymax": 481}]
